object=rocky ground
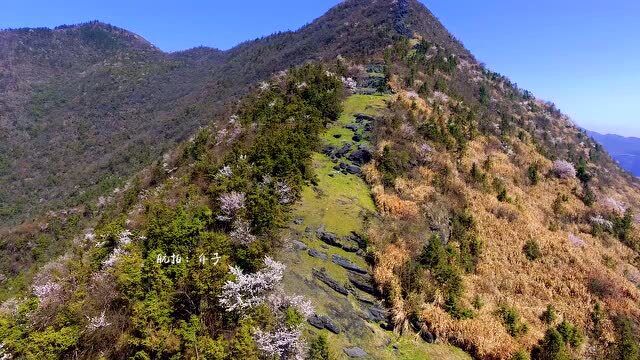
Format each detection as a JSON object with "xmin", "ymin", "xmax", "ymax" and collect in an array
[{"xmin": 275, "ymin": 91, "xmax": 470, "ymax": 359}]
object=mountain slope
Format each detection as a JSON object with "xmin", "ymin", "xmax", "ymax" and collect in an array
[
  {"xmin": 0, "ymin": 0, "xmax": 470, "ymax": 225},
  {"xmin": 1, "ymin": 1, "xmax": 640, "ymax": 359},
  {"xmin": 588, "ymin": 130, "xmax": 640, "ymax": 177}
]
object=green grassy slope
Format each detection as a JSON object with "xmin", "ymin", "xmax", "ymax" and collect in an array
[{"xmin": 277, "ymin": 94, "xmax": 470, "ymax": 360}]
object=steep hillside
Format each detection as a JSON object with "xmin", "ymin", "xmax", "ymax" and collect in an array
[
  {"xmin": 2, "ymin": 1, "xmax": 640, "ymax": 360},
  {"xmin": 0, "ymin": 0, "xmax": 470, "ymax": 225},
  {"xmin": 588, "ymin": 131, "xmax": 640, "ymax": 177}
]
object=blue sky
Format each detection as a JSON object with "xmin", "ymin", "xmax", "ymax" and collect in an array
[{"xmin": 2, "ymin": 0, "xmax": 639, "ymax": 136}]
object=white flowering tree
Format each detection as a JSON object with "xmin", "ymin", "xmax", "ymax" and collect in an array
[
  {"xmin": 552, "ymin": 160, "xmax": 576, "ymax": 179},
  {"xmin": 219, "ymin": 257, "xmax": 314, "ymax": 360},
  {"xmin": 229, "ymin": 219, "xmax": 257, "ymax": 245},
  {"xmin": 217, "ymin": 191, "xmax": 246, "ymax": 221},
  {"xmin": 102, "ymin": 230, "xmax": 133, "ymax": 268},
  {"xmin": 254, "ymin": 328, "xmax": 306, "ymax": 360},
  {"xmin": 276, "ymin": 181, "xmax": 294, "ymax": 205},
  {"xmin": 219, "ymin": 257, "xmax": 285, "ymax": 312},
  {"xmin": 87, "ymin": 310, "xmax": 111, "ymax": 331}
]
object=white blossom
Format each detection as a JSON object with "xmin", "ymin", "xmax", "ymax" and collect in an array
[
  {"xmin": 400, "ymin": 123, "xmax": 416, "ymax": 138},
  {"xmin": 0, "ymin": 342, "xmax": 11, "ymax": 360},
  {"xmin": 230, "ymin": 219, "xmax": 257, "ymax": 245},
  {"xmin": 590, "ymin": 216, "xmax": 613, "ymax": 231},
  {"xmin": 84, "ymin": 230, "xmax": 96, "ymax": 242},
  {"xmin": 569, "ymin": 233, "xmax": 585, "ymax": 247},
  {"xmin": 267, "ymin": 290, "xmax": 314, "ymax": 319},
  {"xmin": 341, "ymin": 77, "xmax": 357, "ymax": 92},
  {"xmin": 602, "ymin": 197, "xmax": 626, "ymax": 215},
  {"xmin": 215, "ymin": 128, "xmax": 228, "ymax": 145},
  {"xmin": 276, "ymin": 181, "xmax": 294, "ymax": 204},
  {"xmin": 218, "ymin": 165, "xmax": 233, "ymax": 178},
  {"xmin": 87, "ymin": 310, "xmax": 111, "ymax": 331},
  {"xmin": 253, "ymin": 327, "xmax": 306, "ymax": 360},
  {"xmin": 102, "ymin": 230, "xmax": 133, "ymax": 268},
  {"xmin": 219, "ymin": 257, "xmax": 285, "ymax": 312},
  {"xmin": 217, "ymin": 191, "xmax": 246, "ymax": 221},
  {"xmin": 33, "ymin": 281, "xmax": 62, "ymax": 305},
  {"xmin": 552, "ymin": 160, "xmax": 576, "ymax": 179}
]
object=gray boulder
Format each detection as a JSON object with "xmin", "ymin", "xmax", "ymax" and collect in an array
[
  {"xmin": 308, "ymin": 315, "xmax": 341, "ymax": 334},
  {"xmin": 332, "ymin": 254, "xmax": 367, "ymax": 274},
  {"xmin": 292, "ymin": 240, "xmax": 308, "ymax": 251},
  {"xmin": 316, "ymin": 229, "xmax": 341, "ymax": 247},
  {"xmin": 335, "ymin": 144, "xmax": 352, "ymax": 157},
  {"xmin": 347, "ymin": 149, "xmax": 372, "ymax": 165},
  {"xmin": 344, "ymin": 347, "xmax": 368, "ymax": 358},
  {"xmin": 349, "ymin": 273, "xmax": 376, "ymax": 295},
  {"xmin": 312, "ymin": 268, "xmax": 349, "ymax": 296},
  {"xmin": 308, "ymin": 248, "xmax": 328, "ymax": 260},
  {"xmin": 346, "ymin": 165, "xmax": 361, "ymax": 175}
]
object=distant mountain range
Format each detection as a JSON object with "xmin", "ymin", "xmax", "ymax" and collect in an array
[{"xmin": 588, "ymin": 130, "xmax": 640, "ymax": 176}]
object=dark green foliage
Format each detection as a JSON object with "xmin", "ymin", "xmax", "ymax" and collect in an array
[
  {"xmin": 184, "ymin": 128, "xmax": 212, "ymax": 161},
  {"xmin": 531, "ymin": 328, "xmax": 570, "ymax": 360},
  {"xmin": 308, "ymin": 334, "xmax": 332, "ymax": 360},
  {"xmin": 497, "ymin": 188, "xmax": 509, "ymax": 202},
  {"xmin": 478, "ymin": 85, "xmax": 490, "ymax": 105},
  {"xmin": 523, "ymin": 239, "xmax": 542, "ymax": 261},
  {"xmin": 419, "ymin": 234, "xmax": 473, "ymax": 319},
  {"xmin": 615, "ymin": 317, "xmax": 639, "ymax": 360},
  {"xmin": 144, "ymin": 203, "xmax": 211, "ymax": 255},
  {"xmin": 540, "ymin": 304, "xmax": 557, "ymax": 325},
  {"xmin": 591, "ymin": 302, "xmax": 604, "ymax": 337},
  {"xmin": 512, "ymin": 350, "xmax": 531, "ymax": 360},
  {"xmin": 472, "ymin": 295, "xmax": 484, "ymax": 310},
  {"xmin": 581, "ymin": 185, "xmax": 596, "ymax": 207},
  {"xmin": 576, "ymin": 159, "xmax": 591, "ymax": 184},
  {"xmin": 528, "ymin": 164, "xmax": 540, "ymax": 185},
  {"xmin": 229, "ymin": 320, "xmax": 260, "ymax": 360},
  {"xmin": 556, "ymin": 320, "xmax": 583, "ymax": 347},
  {"xmin": 379, "ymin": 145, "xmax": 411, "ymax": 186},
  {"xmin": 470, "ymin": 162, "xmax": 486, "ymax": 184},
  {"xmin": 496, "ymin": 304, "xmax": 528, "ymax": 337},
  {"xmin": 612, "ymin": 209, "xmax": 634, "ymax": 244},
  {"xmin": 452, "ymin": 212, "xmax": 482, "ymax": 273}
]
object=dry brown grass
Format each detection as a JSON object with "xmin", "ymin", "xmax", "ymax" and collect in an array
[{"xmin": 367, "ymin": 125, "xmax": 640, "ymax": 358}]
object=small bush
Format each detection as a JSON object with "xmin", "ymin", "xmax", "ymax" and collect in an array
[
  {"xmin": 531, "ymin": 328, "xmax": 570, "ymax": 360},
  {"xmin": 557, "ymin": 320, "xmax": 584, "ymax": 347},
  {"xmin": 540, "ymin": 304, "xmax": 557, "ymax": 325},
  {"xmin": 308, "ymin": 334, "xmax": 331, "ymax": 360},
  {"xmin": 523, "ymin": 239, "xmax": 542, "ymax": 261},
  {"xmin": 527, "ymin": 164, "xmax": 539, "ymax": 185},
  {"xmin": 496, "ymin": 304, "xmax": 528, "ymax": 337},
  {"xmin": 615, "ymin": 317, "xmax": 639, "ymax": 360},
  {"xmin": 512, "ymin": 350, "xmax": 530, "ymax": 360}
]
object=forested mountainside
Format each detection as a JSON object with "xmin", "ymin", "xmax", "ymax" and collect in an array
[
  {"xmin": 0, "ymin": 0, "xmax": 466, "ymax": 225},
  {"xmin": 1, "ymin": 0, "xmax": 640, "ymax": 359}
]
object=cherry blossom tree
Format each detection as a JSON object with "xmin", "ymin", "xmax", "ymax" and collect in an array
[
  {"xmin": 229, "ymin": 219, "xmax": 257, "ymax": 245},
  {"xmin": 217, "ymin": 191, "xmax": 246, "ymax": 221},
  {"xmin": 552, "ymin": 160, "xmax": 576, "ymax": 179},
  {"xmin": 219, "ymin": 257, "xmax": 285, "ymax": 312},
  {"xmin": 253, "ymin": 328, "xmax": 306, "ymax": 360}
]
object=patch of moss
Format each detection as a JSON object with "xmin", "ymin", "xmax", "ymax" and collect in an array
[{"xmin": 295, "ymin": 153, "xmax": 375, "ymax": 236}]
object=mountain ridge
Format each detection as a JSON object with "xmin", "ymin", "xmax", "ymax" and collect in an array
[
  {"xmin": 1, "ymin": 1, "xmax": 640, "ymax": 359},
  {"xmin": 0, "ymin": 0, "xmax": 470, "ymax": 225}
]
